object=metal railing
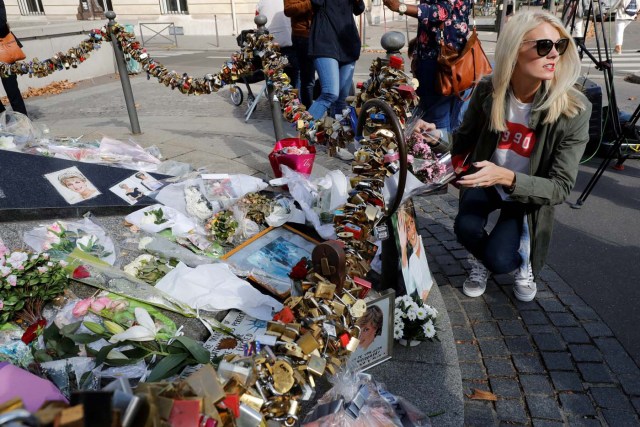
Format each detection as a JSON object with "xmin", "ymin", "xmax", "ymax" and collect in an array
[
  {"xmin": 159, "ymin": 0, "xmax": 189, "ymax": 15},
  {"xmin": 18, "ymin": 0, "xmax": 45, "ymax": 16},
  {"xmin": 139, "ymin": 23, "xmax": 179, "ymax": 47}
]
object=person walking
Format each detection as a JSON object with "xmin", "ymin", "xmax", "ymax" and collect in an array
[
  {"xmin": 307, "ymin": 0, "xmax": 365, "ymax": 120},
  {"xmin": 256, "ymin": 0, "xmax": 300, "ymax": 89},
  {"xmin": 414, "ymin": 11, "xmax": 591, "ymax": 302},
  {"xmin": 0, "ymin": 0, "xmax": 27, "ymax": 116},
  {"xmin": 382, "ymin": 0, "xmax": 472, "ymax": 132},
  {"xmin": 613, "ymin": 0, "xmax": 637, "ymax": 54},
  {"xmin": 284, "ymin": 0, "xmax": 315, "ymax": 108}
]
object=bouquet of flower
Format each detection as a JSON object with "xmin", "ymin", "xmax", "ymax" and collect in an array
[
  {"xmin": 204, "ymin": 210, "xmax": 238, "ymax": 244},
  {"xmin": 123, "ymin": 253, "xmax": 176, "ymax": 285},
  {"xmin": 24, "ymin": 219, "xmax": 115, "ymax": 264},
  {"xmin": 0, "ymin": 245, "xmax": 69, "ymax": 327},
  {"xmin": 406, "ymin": 132, "xmax": 447, "ymax": 184},
  {"xmin": 393, "ymin": 294, "xmax": 438, "ymax": 342}
]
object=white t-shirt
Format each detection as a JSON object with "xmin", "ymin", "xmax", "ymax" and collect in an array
[
  {"xmin": 256, "ymin": 0, "xmax": 293, "ymax": 48},
  {"xmin": 491, "ymin": 91, "xmax": 536, "ymax": 200}
]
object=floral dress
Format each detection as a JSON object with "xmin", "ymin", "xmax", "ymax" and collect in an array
[{"xmin": 415, "ymin": 0, "xmax": 473, "ymax": 60}]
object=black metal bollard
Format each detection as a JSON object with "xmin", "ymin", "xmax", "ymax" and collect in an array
[
  {"xmin": 381, "ymin": 31, "xmax": 406, "ymax": 63},
  {"xmin": 106, "ymin": 11, "xmax": 141, "ymax": 135},
  {"xmin": 255, "ymin": 14, "xmax": 285, "ymax": 142}
]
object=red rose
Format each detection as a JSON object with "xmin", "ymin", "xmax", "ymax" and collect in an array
[
  {"xmin": 288, "ymin": 258, "xmax": 308, "ymax": 281},
  {"xmin": 21, "ymin": 319, "xmax": 47, "ymax": 344},
  {"xmin": 72, "ymin": 265, "xmax": 91, "ymax": 279}
]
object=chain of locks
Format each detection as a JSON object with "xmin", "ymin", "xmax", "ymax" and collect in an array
[{"xmin": 5, "ymin": 23, "xmax": 423, "ymax": 424}]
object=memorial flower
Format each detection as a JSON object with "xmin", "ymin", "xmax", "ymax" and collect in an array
[
  {"xmin": 394, "ymin": 294, "xmax": 438, "ymax": 343},
  {"xmin": 0, "ymin": 249, "xmax": 68, "ymax": 326},
  {"xmin": 109, "ymin": 307, "xmax": 161, "ymax": 343},
  {"xmin": 406, "ymin": 132, "xmax": 447, "ymax": 184}
]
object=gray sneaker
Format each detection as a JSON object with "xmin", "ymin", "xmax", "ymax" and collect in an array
[
  {"xmin": 514, "ymin": 262, "xmax": 537, "ymax": 302},
  {"xmin": 463, "ymin": 256, "xmax": 490, "ymax": 298}
]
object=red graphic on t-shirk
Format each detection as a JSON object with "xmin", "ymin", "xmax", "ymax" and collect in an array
[{"xmin": 498, "ymin": 121, "xmax": 536, "ymax": 158}]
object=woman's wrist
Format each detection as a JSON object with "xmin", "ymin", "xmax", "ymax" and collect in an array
[{"xmin": 503, "ymin": 171, "xmax": 517, "ymax": 193}]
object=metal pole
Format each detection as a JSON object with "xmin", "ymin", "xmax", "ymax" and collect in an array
[
  {"xmin": 215, "ymin": 15, "xmax": 219, "ymax": 47},
  {"xmin": 106, "ymin": 11, "xmax": 141, "ymax": 135},
  {"xmin": 255, "ymin": 15, "xmax": 285, "ymax": 141}
]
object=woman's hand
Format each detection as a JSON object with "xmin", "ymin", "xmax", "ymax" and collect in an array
[
  {"xmin": 413, "ymin": 119, "xmax": 436, "ymax": 135},
  {"xmin": 383, "ymin": 0, "xmax": 400, "ymax": 12},
  {"xmin": 456, "ymin": 161, "xmax": 516, "ymax": 188}
]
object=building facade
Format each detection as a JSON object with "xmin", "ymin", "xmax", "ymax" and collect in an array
[{"xmin": 6, "ymin": 0, "xmax": 261, "ymax": 36}]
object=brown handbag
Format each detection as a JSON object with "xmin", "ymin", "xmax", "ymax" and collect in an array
[
  {"xmin": 0, "ymin": 32, "xmax": 26, "ymax": 64},
  {"xmin": 436, "ymin": 18, "xmax": 492, "ymax": 100}
]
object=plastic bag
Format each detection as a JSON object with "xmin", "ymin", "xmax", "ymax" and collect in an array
[
  {"xmin": 23, "ymin": 217, "xmax": 118, "ymax": 265},
  {"xmin": 138, "ymin": 234, "xmax": 215, "ymax": 267},
  {"xmin": 98, "ymin": 137, "xmax": 162, "ymax": 171},
  {"xmin": 265, "ymin": 196, "xmax": 305, "ymax": 227},
  {"xmin": 270, "ymin": 165, "xmax": 336, "ymax": 240},
  {"xmin": 0, "ymin": 111, "xmax": 38, "ymax": 150},
  {"xmin": 156, "ymin": 160, "xmax": 193, "ymax": 177},
  {"xmin": 199, "ymin": 174, "xmax": 268, "ymax": 211},
  {"xmin": 125, "ymin": 204, "xmax": 197, "ymax": 236}
]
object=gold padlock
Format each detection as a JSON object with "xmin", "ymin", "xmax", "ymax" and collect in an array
[{"xmin": 297, "ymin": 333, "xmax": 320, "ymax": 355}]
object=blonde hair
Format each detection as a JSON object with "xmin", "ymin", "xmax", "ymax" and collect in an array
[
  {"xmin": 490, "ymin": 10, "xmax": 585, "ymax": 132},
  {"xmin": 58, "ymin": 171, "xmax": 86, "ymax": 186}
]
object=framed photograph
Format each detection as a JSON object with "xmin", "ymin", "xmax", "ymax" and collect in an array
[
  {"xmin": 222, "ymin": 225, "xmax": 318, "ymax": 298},
  {"xmin": 391, "ymin": 199, "xmax": 433, "ymax": 302},
  {"xmin": 44, "ymin": 166, "xmax": 101, "ymax": 205},
  {"xmin": 348, "ymin": 289, "xmax": 395, "ymax": 371}
]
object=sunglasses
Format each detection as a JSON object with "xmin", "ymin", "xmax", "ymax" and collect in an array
[{"xmin": 522, "ymin": 38, "xmax": 570, "ymax": 56}]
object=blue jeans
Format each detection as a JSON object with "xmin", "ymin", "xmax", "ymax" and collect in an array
[
  {"xmin": 308, "ymin": 57, "xmax": 355, "ymax": 120},
  {"xmin": 454, "ymin": 187, "xmax": 525, "ymax": 274},
  {"xmin": 416, "ymin": 58, "xmax": 465, "ymax": 132}
]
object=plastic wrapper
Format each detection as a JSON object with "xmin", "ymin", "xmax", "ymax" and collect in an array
[
  {"xmin": 125, "ymin": 204, "xmax": 197, "ymax": 237},
  {"xmin": 98, "ymin": 137, "xmax": 162, "ymax": 171},
  {"xmin": 137, "ymin": 234, "xmax": 215, "ymax": 267},
  {"xmin": 304, "ymin": 367, "xmax": 430, "ymax": 427},
  {"xmin": 100, "ymin": 359, "xmax": 148, "ymax": 382},
  {"xmin": 265, "ymin": 195, "xmax": 305, "ymax": 227},
  {"xmin": 39, "ymin": 357, "xmax": 100, "ymax": 399},
  {"xmin": 156, "ymin": 160, "xmax": 193, "ymax": 177},
  {"xmin": 0, "ymin": 340, "xmax": 34, "ymax": 369},
  {"xmin": 24, "ymin": 217, "xmax": 118, "ymax": 265},
  {"xmin": 0, "ymin": 111, "xmax": 38, "ymax": 150},
  {"xmin": 65, "ymin": 250, "xmax": 196, "ymax": 317},
  {"xmin": 270, "ymin": 165, "xmax": 337, "ymax": 240}
]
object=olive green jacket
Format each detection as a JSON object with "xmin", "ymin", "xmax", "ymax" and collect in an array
[{"xmin": 448, "ymin": 79, "xmax": 592, "ymax": 276}]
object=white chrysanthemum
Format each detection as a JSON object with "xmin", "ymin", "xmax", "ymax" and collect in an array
[
  {"xmin": 406, "ymin": 308, "xmax": 417, "ymax": 321},
  {"xmin": 410, "ymin": 302, "xmax": 420, "ymax": 312},
  {"xmin": 394, "ymin": 325, "xmax": 404, "ymax": 340},
  {"xmin": 395, "ymin": 308, "xmax": 405, "ymax": 320},
  {"xmin": 394, "ymin": 318, "xmax": 404, "ymax": 329},
  {"xmin": 426, "ymin": 306, "xmax": 438, "ymax": 319},
  {"xmin": 423, "ymin": 320, "xmax": 436, "ymax": 339},
  {"xmin": 401, "ymin": 295, "xmax": 413, "ymax": 306},
  {"xmin": 415, "ymin": 307, "xmax": 427, "ymax": 320}
]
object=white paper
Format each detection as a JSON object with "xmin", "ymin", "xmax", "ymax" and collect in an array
[{"xmin": 155, "ymin": 262, "xmax": 283, "ymax": 320}]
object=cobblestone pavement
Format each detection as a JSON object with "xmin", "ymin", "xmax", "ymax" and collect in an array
[{"xmin": 412, "ymin": 192, "xmax": 640, "ymax": 426}]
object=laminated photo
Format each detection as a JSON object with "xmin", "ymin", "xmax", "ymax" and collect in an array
[
  {"xmin": 45, "ymin": 166, "xmax": 101, "ymax": 205},
  {"xmin": 109, "ymin": 172, "xmax": 162, "ymax": 205}
]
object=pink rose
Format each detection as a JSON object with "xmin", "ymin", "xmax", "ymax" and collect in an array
[
  {"xmin": 91, "ymin": 297, "xmax": 112, "ymax": 312},
  {"xmin": 72, "ymin": 297, "xmax": 93, "ymax": 317},
  {"xmin": 0, "ymin": 299, "xmax": 4, "ymax": 310},
  {"xmin": 16, "ymin": 265, "xmax": 24, "ymax": 271},
  {"xmin": 109, "ymin": 299, "xmax": 129, "ymax": 312},
  {"xmin": 38, "ymin": 266, "xmax": 48, "ymax": 274},
  {"xmin": 7, "ymin": 275, "xmax": 17, "ymax": 287},
  {"xmin": 49, "ymin": 223, "xmax": 62, "ymax": 234}
]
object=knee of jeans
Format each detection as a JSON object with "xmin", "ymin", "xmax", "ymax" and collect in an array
[
  {"xmin": 454, "ymin": 217, "xmax": 484, "ymax": 244},
  {"xmin": 483, "ymin": 253, "xmax": 519, "ymax": 274},
  {"xmin": 319, "ymin": 91, "xmax": 338, "ymax": 104}
]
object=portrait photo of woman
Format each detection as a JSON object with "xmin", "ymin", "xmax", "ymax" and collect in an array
[
  {"xmin": 393, "ymin": 200, "xmax": 433, "ymax": 302},
  {"xmin": 45, "ymin": 167, "xmax": 101, "ymax": 205}
]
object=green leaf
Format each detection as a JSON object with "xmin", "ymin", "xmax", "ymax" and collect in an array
[
  {"xmin": 34, "ymin": 349, "xmax": 53, "ymax": 362},
  {"xmin": 173, "ymin": 336, "xmax": 210, "ymax": 364},
  {"xmin": 66, "ymin": 333, "xmax": 102, "ymax": 344},
  {"xmin": 104, "ymin": 358, "xmax": 144, "ymax": 367},
  {"xmin": 95, "ymin": 344, "xmax": 118, "ymax": 366},
  {"xmin": 147, "ymin": 353, "xmax": 188, "ymax": 382},
  {"xmin": 43, "ymin": 322, "xmax": 61, "ymax": 341},
  {"xmin": 121, "ymin": 347, "xmax": 151, "ymax": 359},
  {"xmin": 60, "ymin": 321, "xmax": 82, "ymax": 336}
]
